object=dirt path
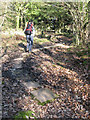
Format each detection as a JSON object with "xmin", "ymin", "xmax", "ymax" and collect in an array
[{"xmin": 2, "ymin": 35, "xmax": 89, "ymax": 119}]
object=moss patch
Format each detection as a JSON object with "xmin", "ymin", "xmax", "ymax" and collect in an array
[{"xmin": 14, "ymin": 111, "xmax": 36, "ymax": 119}]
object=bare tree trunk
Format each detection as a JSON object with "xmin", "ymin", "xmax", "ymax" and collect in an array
[
  {"xmin": 16, "ymin": 15, "xmax": 19, "ymax": 30},
  {"xmin": 0, "ymin": 2, "xmax": 8, "ymax": 28},
  {"xmin": 21, "ymin": 13, "xmax": 23, "ymax": 29}
]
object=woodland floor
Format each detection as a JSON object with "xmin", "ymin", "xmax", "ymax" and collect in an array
[{"xmin": 1, "ymin": 32, "xmax": 90, "ymax": 119}]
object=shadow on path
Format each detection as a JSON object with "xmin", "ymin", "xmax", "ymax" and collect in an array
[
  {"xmin": 0, "ymin": 46, "xmax": 8, "ymax": 59},
  {"xmin": 18, "ymin": 43, "xmax": 27, "ymax": 52},
  {"xmin": 56, "ymin": 37, "xmax": 73, "ymax": 45}
]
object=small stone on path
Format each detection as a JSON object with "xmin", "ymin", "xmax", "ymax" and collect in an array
[
  {"xmin": 31, "ymin": 88, "xmax": 57, "ymax": 102},
  {"xmin": 23, "ymin": 81, "xmax": 40, "ymax": 89},
  {"xmin": 12, "ymin": 58, "xmax": 23, "ymax": 69},
  {"xmin": 14, "ymin": 58, "xmax": 23, "ymax": 61}
]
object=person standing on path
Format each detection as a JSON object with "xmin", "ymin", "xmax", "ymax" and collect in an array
[{"xmin": 24, "ymin": 20, "xmax": 35, "ymax": 52}]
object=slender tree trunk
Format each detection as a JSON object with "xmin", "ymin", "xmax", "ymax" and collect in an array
[
  {"xmin": 24, "ymin": 16, "xmax": 26, "ymax": 28},
  {"xmin": 0, "ymin": 2, "xmax": 8, "ymax": 28},
  {"xmin": 16, "ymin": 15, "xmax": 19, "ymax": 30},
  {"xmin": 21, "ymin": 13, "xmax": 23, "ymax": 29}
]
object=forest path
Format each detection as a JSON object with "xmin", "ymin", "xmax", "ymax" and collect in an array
[{"xmin": 2, "ymin": 35, "xmax": 89, "ymax": 119}]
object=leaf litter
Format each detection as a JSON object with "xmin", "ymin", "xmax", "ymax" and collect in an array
[{"xmin": 2, "ymin": 36, "xmax": 90, "ymax": 119}]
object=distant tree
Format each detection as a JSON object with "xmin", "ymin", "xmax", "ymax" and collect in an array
[
  {"xmin": 0, "ymin": 2, "xmax": 8, "ymax": 28},
  {"xmin": 64, "ymin": 2, "xmax": 89, "ymax": 46}
]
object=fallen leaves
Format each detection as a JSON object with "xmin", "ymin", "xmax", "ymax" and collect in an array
[{"xmin": 2, "ymin": 36, "xmax": 89, "ymax": 119}]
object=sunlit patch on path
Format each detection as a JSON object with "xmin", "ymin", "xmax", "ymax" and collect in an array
[{"xmin": 32, "ymin": 43, "xmax": 71, "ymax": 52}]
